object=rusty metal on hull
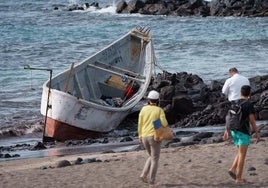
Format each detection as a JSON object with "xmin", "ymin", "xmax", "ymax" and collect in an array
[{"xmin": 44, "ymin": 117, "xmax": 102, "ymax": 141}]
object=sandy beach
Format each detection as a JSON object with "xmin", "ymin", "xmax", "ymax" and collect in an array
[{"xmin": 1, "ymin": 137, "xmax": 267, "ymax": 188}]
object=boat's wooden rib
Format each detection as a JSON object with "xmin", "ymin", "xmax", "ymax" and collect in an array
[
  {"xmin": 94, "ymin": 61, "xmax": 142, "ymax": 78},
  {"xmin": 75, "ymin": 74, "xmax": 87, "ymax": 100},
  {"xmin": 85, "ymin": 69, "xmax": 97, "ymax": 99},
  {"xmin": 87, "ymin": 64, "xmax": 146, "ymax": 83}
]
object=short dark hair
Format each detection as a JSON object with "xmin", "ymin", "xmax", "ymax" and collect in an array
[
  {"xmin": 241, "ymin": 85, "xmax": 251, "ymax": 97},
  {"xmin": 229, "ymin": 67, "xmax": 238, "ymax": 73},
  {"xmin": 149, "ymin": 99, "xmax": 158, "ymax": 104}
]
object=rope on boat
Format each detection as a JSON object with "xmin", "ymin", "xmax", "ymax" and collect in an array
[
  {"xmin": 151, "ymin": 39, "xmax": 166, "ymax": 77},
  {"xmin": 135, "ymin": 26, "xmax": 167, "ymax": 75},
  {"xmin": 124, "ymin": 27, "xmax": 168, "ymax": 104}
]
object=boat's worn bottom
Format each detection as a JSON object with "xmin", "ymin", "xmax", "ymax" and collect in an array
[{"xmin": 44, "ymin": 117, "xmax": 103, "ymax": 142}]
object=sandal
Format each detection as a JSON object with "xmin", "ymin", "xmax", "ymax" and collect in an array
[
  {"xmin": 139, "ymin": 176, "xmax": 148, "ymax": 183},
  {"xmin": 228, "ymin": 170, "xmax": 236, "ymax": 180}
]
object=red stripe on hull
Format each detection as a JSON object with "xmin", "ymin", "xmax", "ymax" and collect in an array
[{"xmin": 44, "ymin": 117, "xmax": 102, "ymax": 142}]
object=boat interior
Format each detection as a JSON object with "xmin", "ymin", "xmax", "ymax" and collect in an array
[
  {"xmin": 52, "ymin": 59, "xmax": 145, "ymax": 107},
  {"xmin": 49, "ymin": 29, "xmax": 150, "ymax": 107}
]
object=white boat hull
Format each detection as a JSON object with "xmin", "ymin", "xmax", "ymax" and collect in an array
[{"xmin": 40, "ymin": 28, "xmax": 154, "ymax": 141}]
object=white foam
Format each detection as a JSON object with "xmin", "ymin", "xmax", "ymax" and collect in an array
[
  {"xmin": 96, "ymin": 6, "xmax": 116, "ymax": 14},
  {"xmin": 68, "ymin": 0, "xmax": 79, "ymax": 6}
]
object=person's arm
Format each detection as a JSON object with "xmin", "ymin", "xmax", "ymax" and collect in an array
[
  {"xmin": 138, "ymin": 112, "xmax": 143, "ymax": 143},
  {"xmin": 222, "ymin": 79, "xmax": 230, "ymax": 96},
  {"xmin": 160, "ymin": 109, "xmax": 168, "ymax": 127},
  {"xmin": 223, "ymin": 129, "xmax": 229, "ymax": 141},
  {"xmin": 249, "ymin": 114, "xmax": 261, "ymax": 141}
]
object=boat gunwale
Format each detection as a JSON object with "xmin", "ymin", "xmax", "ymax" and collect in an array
[
  {"xmin": 42, "ymin": 28, "xmax": 153, "ymax": 112},
  {"xmin": 43, "ymin": 29, "xmax": 152, "ymax": 87}
]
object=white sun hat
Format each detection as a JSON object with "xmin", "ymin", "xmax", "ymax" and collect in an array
[{"xmin": 147, "ymin": 90, "xmax": 160, "ymax": 100}]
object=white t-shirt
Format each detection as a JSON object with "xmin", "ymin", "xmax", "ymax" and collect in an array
[{"xmin": 222, "ymin": 73, "xmax": 250, "ymax": 101}]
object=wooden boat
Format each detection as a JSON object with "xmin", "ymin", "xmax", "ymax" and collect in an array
[{"xmin": 40, "ymin": 27, "xmax": 155, "ymax": 141}]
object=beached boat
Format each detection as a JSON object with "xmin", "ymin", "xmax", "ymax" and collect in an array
[{"xmin": 40, "ymin": 27, "xmax": 155, "ymax": 141}]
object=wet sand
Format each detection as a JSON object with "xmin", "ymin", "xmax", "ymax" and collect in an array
[{"xmin": 1, "ymin": 137, "xmax": 267, "ymax": 188}]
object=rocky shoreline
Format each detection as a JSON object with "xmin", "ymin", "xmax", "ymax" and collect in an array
[
  {"xmin": 53, "ymin": 0, "xmax": 268, "ymax": 17},
  {"xmin": 116, "ymin": 0, "xmax": 268, "ymax": 17},
  {"xmin": 1, "ymin": 71, "xmax": 267, "ymax": 160},
  {"xmin": 150, "ymin": 71, "xmax": 268, "ymax": 127}
]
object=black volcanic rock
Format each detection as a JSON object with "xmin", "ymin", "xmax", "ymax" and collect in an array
[
  {"xmin": 116, "ymin": 0, "xmax": 268, "ymax": 17},
  {"xmin": 143, "ymin": 71, "xmax": 268, "ymax": 128}
]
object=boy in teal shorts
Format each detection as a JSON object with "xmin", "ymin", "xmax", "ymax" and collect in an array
[{"xmin": 223, "ymin": 85, "xmax": 261, "ymax": 184}]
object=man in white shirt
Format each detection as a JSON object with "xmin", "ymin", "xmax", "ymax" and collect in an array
[{"xmin": 222, "ymin": 67, "xmax": 250, "ymax": 101}]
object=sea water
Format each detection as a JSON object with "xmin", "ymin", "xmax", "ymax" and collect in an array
[{"xmin": 0, "ymin": 0, "xmax": 268, "ymax": 139}]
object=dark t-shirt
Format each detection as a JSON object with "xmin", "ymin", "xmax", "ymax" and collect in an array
[{"xmin": 239, "ymin": 99, "xmax": 255, "ymax": 135}]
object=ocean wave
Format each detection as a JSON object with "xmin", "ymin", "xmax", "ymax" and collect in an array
[{"xmin": 0, "ymin": 121, "xmax": 43, "ymax": 138}]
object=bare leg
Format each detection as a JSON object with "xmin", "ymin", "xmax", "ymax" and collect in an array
[
  {"xmin": 230, "ymin": 153, "xmax": 238, "ymax": 174},
  {"xmin": 236, "ymin": 146, "xmax": 248, "ymax": 183}
]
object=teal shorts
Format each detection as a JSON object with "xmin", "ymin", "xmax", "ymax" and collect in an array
[{"xmin": 231, "ymin": 131, "xmax": 250, "ymax": 146}]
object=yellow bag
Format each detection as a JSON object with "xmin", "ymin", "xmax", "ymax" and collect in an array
[{"xmin": 153, "ymin": 118, "xmax": 174, "ymax": 142}]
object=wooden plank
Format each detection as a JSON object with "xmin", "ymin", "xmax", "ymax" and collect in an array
[
  {"xmin": 74, "ymin": 74, "xmax": 85, "ymax": 99},
  {"xmin": 84, "ymin": 69, "xmax": 97, "ymax": 99},
  {"xmin": 94, "ymin": 61, "xmax": 142, "ymax": 78},
  {"xmin": 106, "ymin": 74, "xmax": 127, "ymax": 90},
  {"xmin": 87, "ymin": 64, "xmax": 145, "ymax": 83},
  {"xmin": 64, "ymin": 63, "xmax": 75, "ymax": 92}
]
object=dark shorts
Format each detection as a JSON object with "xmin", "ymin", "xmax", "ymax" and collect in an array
[{"xmin": 231, "ymin": 130, "xmax": 250, "ymax": 146}]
